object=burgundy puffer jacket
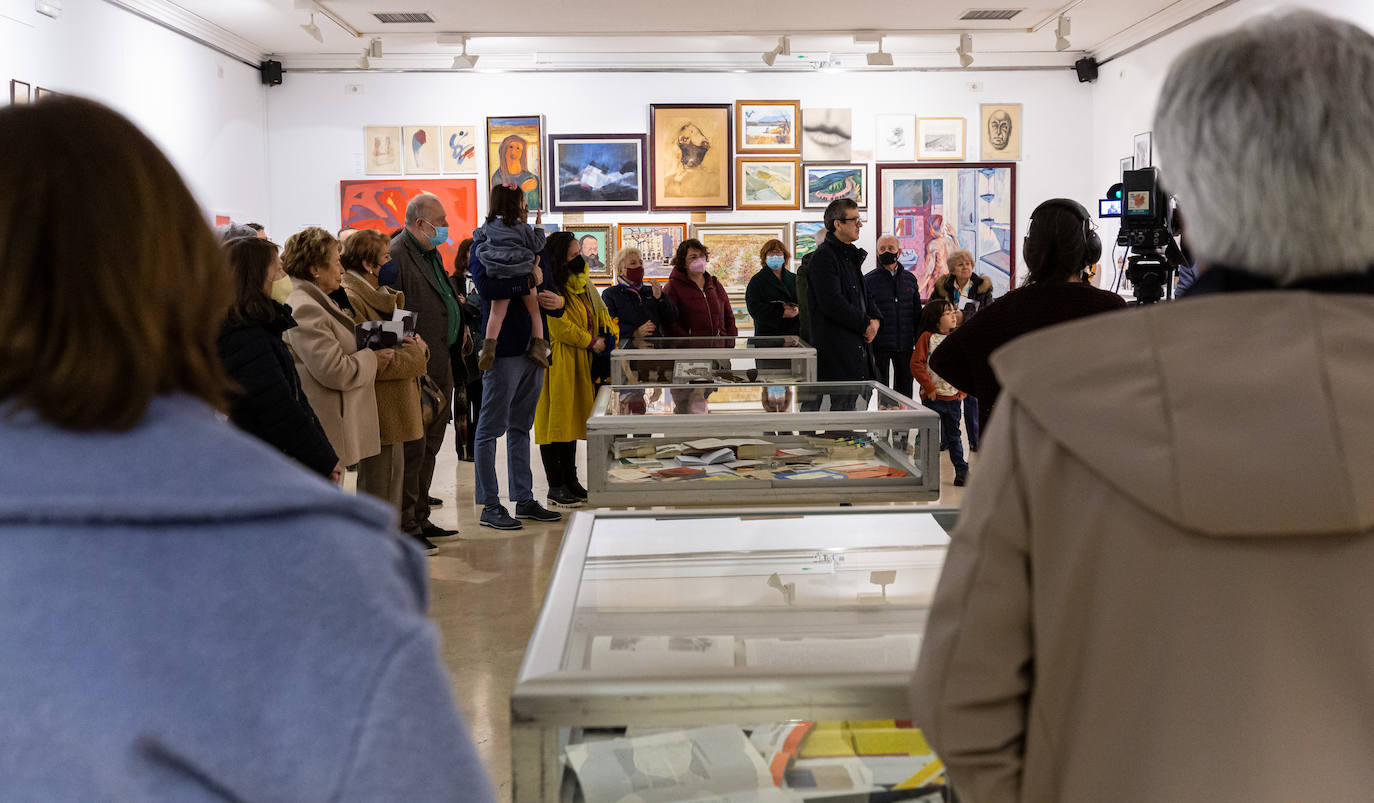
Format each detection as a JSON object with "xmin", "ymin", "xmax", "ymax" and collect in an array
[{"xmin": 662, "ymin": 267, "xmax": 738, "ymax": 337}]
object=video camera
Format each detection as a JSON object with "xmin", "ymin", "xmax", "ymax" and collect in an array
[{"xmin": 1112, "ymin": 167, "xmax": 1184, "ymax": 304}]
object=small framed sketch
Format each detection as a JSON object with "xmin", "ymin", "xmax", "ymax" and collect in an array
[
  {"xmin": 9, "ymin": 80, "xmax": 30, "ymax": 105},
  {"xmin": 1134, "ymin": 132, "xmax": 1153, "ymax": 169},
  {"xmin": 875, "ymin": 113, "xmax": 916, "ymax": 161},
  {"xmin": 803, "ymin": 162, "xmax": 867, "ymax": 210},
  {"xmin": 735, "ymin": 99, "xmax": 801, "ymax": 154},
  {"xmin": 736, "ymin": 155, "xmax": 801, "ymax": 210},
  {"xmin": 364, "ymin": 126, "xmax": 402, "ymax": 175},
  {"xmin": 1120, "ymin": 156, "xmax": 1134, "ymax": 176},
  {"xmin": 916, "ymin": 117, "xmax": 966, "ymax": 161},
  {"xmin": 402, "ymin": 125, "xmax": 441, "ymax": 174},
  {"xmin": 439, "ymin": 124, "xmax": 479, "ymax": 174},
  {"xmin": 980, "ymin": 103, "xmax": 1022, "ymax": 161}
]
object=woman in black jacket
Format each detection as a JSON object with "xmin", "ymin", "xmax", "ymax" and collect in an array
[
  {"xmin": 217, "ymin": 237, "xmax": 340, "ymax": 481},
  {"xmin": 601, "ymin": 247, "xmax": 676, "ymax": 343},
  {"xmin": 744, "ymin": 238, "xmax": 800, "ymax": 338}
]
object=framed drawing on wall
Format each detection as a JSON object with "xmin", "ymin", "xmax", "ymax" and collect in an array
[
  {"xmin": 1134, "ymin": 131, "xmax": 1153, "ymax": 169},
  {"xmin": 689, "ymin": 222, "xmax": 791, "ymax": 294},
  {"xmin": 547, "ymin": 134, "xmax": 648, "ymax": 213},
  {"xmin": 801, "ymin": 107, "xmax": 852, "ymax": 161},
  {"xmin": 439, "ymin": 124, "xmax": 479, "ymax": 174},
  {"xmin": 736, "ymin": 156, "xmax": 801, "ymax": 210},
  {"xmin": 875, "ymin": 114, "xmax": 916, "ymax": 161},
  {"xmin": 735, "ymin": 99, "xmax": 801, "ymax": 154},
  {"xmin": 364, "ymin": 126, "xmax": 402, "ymax": 175},
  {"xmin": 617, "ymin": 222, "xmax": 687, "ymax": 278},
  {"xmin": 402, "ymin": 125, "xmax": 440, "ymax": 175},
  {"xmin": 649, "ymin": 103, "xmax": 733, "ymax": 211},
  {"xmin": 566, "ymin": 223, "xmax": 616, "ymax": 282},
  {"xmin": 486, "ymin": 115, "xmax": 544, "ymax": 211},
  {"xmin": 802, "ymin": 162, "xmax": 867, "ymax": 210},
  {"xmin": 9, "ymin": 80, "xmax": 30, "ymax": 105},
  {"xmin": 794, "ymin": 221, "xmax": 825, "ymax": 258},
  {"xmin": 979, "ymin": 104, "xmax": 1022, "ymax": 161},
  {"xmin": 916, "ymin": 117, "xmax": 966, "ymax": 161},
  {"xmin": 876, "ymin": 162, "xmax": 1017, "ymax": 298}
]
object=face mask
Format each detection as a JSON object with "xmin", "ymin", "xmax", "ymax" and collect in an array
[
  {"xmin": 377, "ymin": 259, "xmax": 398, "ymax": 287},
  {"xmin": 269, "ymin": 276, "xmax": 293, "ymax": 304},
  {"xmin": 624, "ymin": 266, "xmax": 644, "ymax": 285},
  {"xmin": 878, "ymin": 251, "xmax": 900, "ymax": 267},
  {"xmin": 688, "ymin": 258, "xmax": 707, "ymax": 274},
  {"xmin": 765, "ymin": 255, "xmax": 785, "ymax": 270},
  {"xmin": 424, "ymin": 221, "xmax": 449, "ymax": 247}
]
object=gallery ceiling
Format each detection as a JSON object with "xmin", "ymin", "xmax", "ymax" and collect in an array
[{"xmin": 111, "ymin": 0, "xmax": 1240, "ymax": 71}]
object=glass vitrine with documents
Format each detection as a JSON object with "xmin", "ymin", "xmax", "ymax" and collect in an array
[
  {"xmin": 609, "ymin": 335, "xmax": 817, "ymax": 386},
  {"xmin": 510, "ymin": 506, "xmax": 958, "ymax": 802},
  {"xmin": 585, "ymin": 380, "xmax": 941, "ymax": 506}
]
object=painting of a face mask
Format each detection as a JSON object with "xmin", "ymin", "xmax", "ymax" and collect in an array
[{"xmin": 980, "ymin": 104, "xmax": 1022, "ymax": 160}]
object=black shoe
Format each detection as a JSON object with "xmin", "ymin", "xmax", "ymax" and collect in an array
[
  {"xmin": 420, "ymin": 523, "xmax": 459, "ymax": 540},
  {"xmin": 427, "ymin": 495, "xmax": 444, "ymax": 507},
  {"xmin": 479, "ymin": 505, "xmax": 522, "ymax": 530},
  {"xmin": 547, "ymin": 487, "xmax": 584, "ymax": 508},
  {"xmin": 953, "ymin": 473, "xmax": 968, "ymax": 487},
  {"xmin": 566, "ymin": 479, "xmax": 589, "ymax": 502},
  {"xmin": 515, "ymin": 500, "xmax": 562, "ymax": 522},
  {"xmin": 457, "ymin": 454, "xmax": 475, "ymax": 463},
  {"xmin": 410, "ymin": 533, "xmax": 439, "ymax": 555}
]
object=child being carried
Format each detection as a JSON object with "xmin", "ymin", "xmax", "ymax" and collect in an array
[{"xmin": 472, "ymin": 183, "xmax": 551, "ymax": 369}]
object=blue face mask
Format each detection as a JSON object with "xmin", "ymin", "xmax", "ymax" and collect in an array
[
  {"xmin": 427, "ymin": 224, "xmax": 449, "ymax": 247},
  {"xmin": 765, "ymin": 255, "xmax": 785, "ymax": 270},
  {"xmin": 378, "ymin": 259, "xmax": 398, "ymax": 287}
]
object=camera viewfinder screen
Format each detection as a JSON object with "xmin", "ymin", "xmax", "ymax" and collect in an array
[
  {"xmin": 1126, "ymin": 190, "xmax": 1151, "ymax": 215},
  {"xmin": 1098, "ymin": 199, "xmax": 1122, "ymax": 217}
]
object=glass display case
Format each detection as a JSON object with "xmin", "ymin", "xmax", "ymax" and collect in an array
[
  {"xmin": 609, "ymin": 335, "xmax": 817, "ymax": 386},
  {"xmin": 586, "ymin": 380, "xmax": 941, "ymax": 507},
  {"xmin": 510, "ymin": 506, "xmax": 958, "ymax": 803}
]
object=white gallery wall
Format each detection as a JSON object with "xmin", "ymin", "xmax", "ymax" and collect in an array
[
  {"xmin": 0, "ymin": 0, "xmax": 269, "ymax": 222},
  {"xmin": 266, "ymin": 69, "xmax": 1096, "ymax": 278}
]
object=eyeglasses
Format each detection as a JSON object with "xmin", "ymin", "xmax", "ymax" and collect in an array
[{"xmin": 838, "ymin": 217, "xmax": 864, "ymax": 224}]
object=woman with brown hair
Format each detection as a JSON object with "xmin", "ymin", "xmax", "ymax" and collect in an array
[
  {"xmin": 0, "ymin": 97, "xmax": 490, "ymax": 799},
  {"xmin": 281, "ymin": 227, "xmax": 392, "ymax": 473},
  {"xmin": 218, "ymin": 236, "xmax": 341, "ymax": 481},
  {"xmin": 661, "ymin": 238, "xmax": 737, "ymax": 338},
  {"xmin": 744, "ymin": 238, "xmax": 800, "ymax": 338},
  {"xmin": 340, "ymin": 229, "xmax": 430, "ymax": 522}
]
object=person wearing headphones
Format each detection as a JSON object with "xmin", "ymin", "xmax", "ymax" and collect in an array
[{"xmin": 928, "ymin": 198, "xmax": 1127, "ymax": 434}]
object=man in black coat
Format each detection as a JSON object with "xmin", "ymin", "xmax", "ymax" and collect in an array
[
  {"xmin": 805, "ymin": 199, "xmax": 881, "ymax": 410},
  {"xmin": 863, "ymin": 234, "xmax": 922, "ymax": 398}
]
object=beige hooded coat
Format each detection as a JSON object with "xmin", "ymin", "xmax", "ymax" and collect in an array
[{"xmin": 912, "ymin": 290, "xmax": 1374, "ymax": 803}]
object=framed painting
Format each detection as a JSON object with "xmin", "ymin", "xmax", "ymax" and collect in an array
[
  {"xmin": 916, "ymin": 117, "xmax": 965, "ymax": 161},
  {"xmin": 547, "ymin": 133, "xmax": 649, "ymax": 213},
  {"xmin": 736, "ymin": 156, "xmax": 801, "ymax": 210},
  {"xmin": 876, "ymin": 163, "xmax": 1017, "ymax": 298},
  {"xmin": 980, "ymin": 104, "xmax": 1022, "ymax": 161},
  {"xmin": 486, "ymin": 115, "xmax": 544, "ymax": 211},
  {"xmin": 1120, "ymin": 156, "xmax": 1134, "ymax": 176},
  {"xmin": 33, "ymin": 87, "xmax": 57, "ymax": 101},
  {"xmin": 617, "ymin": 222, "xmax": 687, "ymax": 278},
  {"xmin": 363, "ymin": 126, "xmax": 401, "ymax": 175},
  {"xmin": 439, "ymin": 124, "xmax": 479, "ymax": 174},
  {"xmin": 1134, "ymin": 131, "xmax": 1153, "ymax": 169},
  {"xmin": 339, "ymin": 178, "xmax": 479, "ymax": 273},
  {"xmin": 689, "ymin": 222, "xmax": 790, "ymax": 294},
  {"xmin": 402, "ymin": 125, "xmax": 440, "ymax": 175},
  {"xmin": 567, "ymin": 223, "xmax": 616, "ymax": 282},
  {"xmin": 803, "ymin": 162, "xmax": 867, "ymax": 210},
  {"xmin": 735, "ymin": 99, "xmax": 801, "ymax": 154},
  {"xmin": 801, "ymin": 107, "xmax": 852, "ymax": 161},
  {"xmin": 9, "ymin": 79, "xmax": 29, "ymax": 105},
  {"xmin": 649, "ymin": 103, "xmax": 732, "ymax": 211},
  {"xmin": 794, "ymin": 221, "xmax": 825, "ymax": 259},
  {"xmin": 875, "ymin": 114, "xmax": 916, "ymax": 161}
]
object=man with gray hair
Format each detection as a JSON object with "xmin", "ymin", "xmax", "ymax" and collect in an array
[
  {"xmin": 389, "ymin": 193, "xmax": 463, "ymax": 550},
  {"xmin": 913, "ymin": 11, "xmax": 1374, "ymax": 802}
]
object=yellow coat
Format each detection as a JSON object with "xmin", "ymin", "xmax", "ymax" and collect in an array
[{"xmin": 535, "ymin": 288, "xmax": 615, "ymax": 444}]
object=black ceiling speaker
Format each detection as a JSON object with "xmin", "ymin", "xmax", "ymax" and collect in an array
[
  {"xmin": 260, "ymin": 60, "xmax": 283, "ymax": 86},
  {"xmin": 1074, "ymin": 56, "xmax": 1099, "ymax": 83}
]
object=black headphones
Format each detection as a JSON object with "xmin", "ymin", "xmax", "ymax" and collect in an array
[{"xmin": 1029, "ymin": 198, "xmax": 1101, "ymax": 268}]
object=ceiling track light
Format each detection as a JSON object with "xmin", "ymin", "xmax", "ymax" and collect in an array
[
  {"xmin": 1055, "ymin": 14, "xmax": 1071, "ymax": 52},
  {"xmin": 368, "ymin": 37, "xmax": 383, "ymax": 58},
  {"xmin": 762, "ymin": 35, "xmax": 790, "ymax": 66},
  {"xmin": 956, "ymin": 32, "xmax": 973, "ymax": 68},
  {"xmin": 300, "ymin": 12, "xmax": 323, "ymax": 44},
  {"xmin": 358, "ymin": 50, "xmax": 370, "ymax": 69},
  {"xmin": 450, "ymin": 36, "xmax": 478, "ymax": 70},
  {"xmin": 867, "ymin": 36, "xmax": 893, "ymax": 67}
]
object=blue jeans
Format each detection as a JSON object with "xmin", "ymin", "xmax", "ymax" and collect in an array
[
  {"xmin": 474, "ymin": 356, "xmax": 544, "ymax": 507},
  {"xmin": 923, "ymin": 398, "xmax": 968, "ymax": 476},
  {"xmin": 964, "ymin": 396, "xmax": 981, "ymax": 451}
]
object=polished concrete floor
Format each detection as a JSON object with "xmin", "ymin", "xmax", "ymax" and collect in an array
[{"xmin": 414, "ymin": 428, "xmax": 972, "ymax": 802}]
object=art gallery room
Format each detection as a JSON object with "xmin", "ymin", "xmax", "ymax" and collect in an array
[{"xmin": 7, "ymin": 0, "xmax": 1374, "ymax": 800}]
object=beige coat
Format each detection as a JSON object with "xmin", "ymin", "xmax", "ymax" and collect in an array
[
  {"xmin": 912, "ymin": 290, "xmax": 1374, "ymax": 803},
  {"xmin": 283, "ymin": 279, "xmax": 379, "ymax": 467},
  {"xmin": 341, "ymin": 270, "xmax": 429, "ymax": 446}
]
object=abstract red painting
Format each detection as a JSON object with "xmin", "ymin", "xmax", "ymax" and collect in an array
[{"xmin": 340, "ymin": 178, "xmax": 479, "ymax": 273}]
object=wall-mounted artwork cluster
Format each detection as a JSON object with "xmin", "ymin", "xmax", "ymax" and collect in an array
[{"xmin": 365, "ymin": 124, "xmax": 480, "ymax": 177}]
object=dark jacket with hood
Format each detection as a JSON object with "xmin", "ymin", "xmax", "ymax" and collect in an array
[
  {"xmin": 217, "ymin": 303, "xmax": 338, "ymax": 477},
  {"xmin": 804, "ymin": 232, "xmax": 880, "ymax": 381},
  {"xmin": 662, "ymin": 267, "xmax": 737, "ymax": 338}
]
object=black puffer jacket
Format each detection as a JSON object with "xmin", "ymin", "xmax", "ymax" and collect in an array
[
  {"xmin": 864, "ymin": 265, "xmax": 922, "ymax": 353},
  {"xmin": 218, "ymin": 303, "xmax": 338, "ymax": 477},
  {"xmin": 602, "ymin": 281, "xmax": 678, "ymax": 341}
]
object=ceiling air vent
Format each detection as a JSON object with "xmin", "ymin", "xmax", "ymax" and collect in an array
[
  {"xmin": 373, "ymin": 11, "xmax": 435, "ymax": 23},
  {"xmin": 959, "ymin": 9, "xmax": 1024, "ymax": 21}
]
